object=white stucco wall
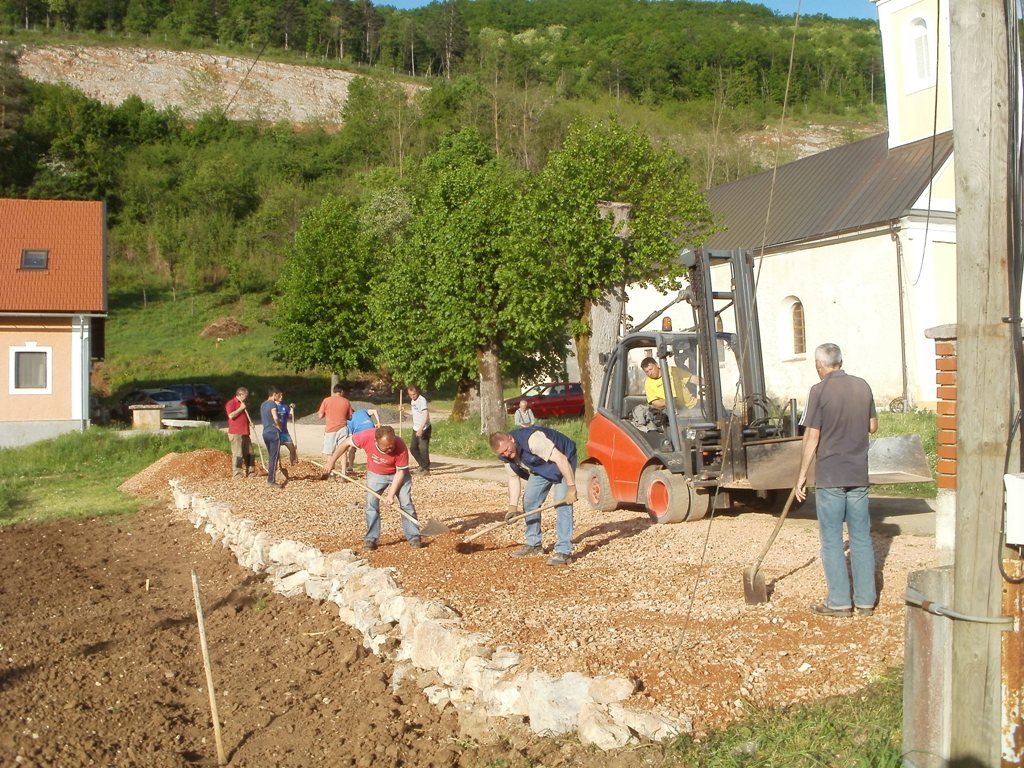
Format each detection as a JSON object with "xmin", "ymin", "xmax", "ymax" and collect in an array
[{"xmin": 626, "ymin": 224, "xmax": 957, "ymax": 412}]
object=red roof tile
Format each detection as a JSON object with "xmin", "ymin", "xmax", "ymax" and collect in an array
[{"xmin": 0, "ymin": 198, "xmax": 107, "ymax": 314}]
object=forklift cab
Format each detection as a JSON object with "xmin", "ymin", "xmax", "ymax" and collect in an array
[{"xmin": 611, "ymin": 331, "xmax": 743, "ymax": 430}]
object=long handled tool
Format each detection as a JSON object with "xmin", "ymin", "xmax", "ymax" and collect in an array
[
  {"xmin": 288, "ymin": 403, "xmax": 299, "ymax": 463},
  {"xmin": 245, "ymin": 407, "xmax": 267, "ymax": 473},
  {"xmin": 461, "ymin": 497, "xmax": 567, "ymax": 545},
  {"xmin": 316, "ymin": 461, "xmax": 449, "ymax": 536},
  {"xmin": 345, "ymin": 473, "xmax": 450, "ymax": 536},
  {"xmin": 742, "ymin": 487, "xmax": 798, "ymax": 605}
]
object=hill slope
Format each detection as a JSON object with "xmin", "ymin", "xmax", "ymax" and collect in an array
[{"xmin": 16, "ymin": 44, "xmax": 421, "ymax": 125}]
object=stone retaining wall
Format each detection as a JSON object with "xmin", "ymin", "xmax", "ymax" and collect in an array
[{"xmin": 170, "ymin": 480, "xmax": 689, "ymax": 750}]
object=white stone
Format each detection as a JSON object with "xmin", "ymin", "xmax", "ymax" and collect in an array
[
  {"xmin": 423, "ymin": 685, "xmax": 452, "ymax": 707},
  {"xmin": 578, "ymin": 702, "xmax": 632, "ymax": 750},
  {"xmin": 247, "ymin": 532, "xmax": 274, "ymax": 572},
  {"xmin": 270, "ymin": 540, "xmax": 318, "ymax": 569},
  {"xmin": 588, "ymin": 675, "xmax": 636, "ymax": 704},
  {"xmin": 607, "ymin": 703, "xmax": 689, "ymax": 740},
  {"xmin": 488, "ymin": 647, "xmax": 521, "ymax": 671},
  {"xmin": 304, "ymin": 576, "xmax": 331, "ymax": 601},
  {"xmin": 406, "ymin": 618, "xmax": 490, "ymax": 687},
  {"xmin": 524, "ymin": 671, "xmax": 591, "ymax": 735},
  {"xmin": 391, "ymin": 661, "xmax": 413, "ymax": 692},
  {"xmin": 275, "ymin": 570, "xmax": 309, "ymax": 597}
]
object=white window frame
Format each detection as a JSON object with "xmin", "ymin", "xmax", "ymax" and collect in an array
[
  {"xmin": 904, "ymin": 16, "xmax": 935, "ymax": 94},
  {"xmin": 9, "ymin": 342, "xmax": 53, "ymax": 395}
]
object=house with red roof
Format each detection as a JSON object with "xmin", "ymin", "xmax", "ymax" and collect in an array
[{"xmin": 0, "ymin": 198, "xmax": 107, "ymax": 447}]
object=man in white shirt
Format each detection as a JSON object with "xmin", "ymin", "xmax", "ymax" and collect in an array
[{"xmin": 404, "ymin": 384, "xmax": 432, "ymax": 475}]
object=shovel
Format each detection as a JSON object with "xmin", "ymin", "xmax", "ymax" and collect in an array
[
  {"xmin": 245, "ymin": 408, "xmax": 267, "ymax": 473},
  {"xmin": 742, "ymin": 486, "xmax": 798, "ymax": 605},
  {"xmin": 316, "ymin": 461, "xmax": 449, "ymax": 537},
  {"xmin": 460, "ymin": 497, "xmax": 567, "ymax": 547}
]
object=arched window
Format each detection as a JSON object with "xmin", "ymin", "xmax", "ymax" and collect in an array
[
  {"xmin": 905, "ymin": 17, "xmax": 934, "ymax": 92},
  {"xmin": 791, "ymin": 301, "xmax": 806, "ymax": 355},
  {"xmin": 779, "ymin": 296, "xmax": 806, "ymax": 360}
]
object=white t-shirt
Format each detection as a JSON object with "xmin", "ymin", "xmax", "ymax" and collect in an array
[{"xmin": 410, "ymin": 395, "xmax": 429, "ymax": 431}]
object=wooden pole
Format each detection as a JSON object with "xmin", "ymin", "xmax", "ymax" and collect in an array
[
  {"xmin": 191, "ymin": 569, "xmax": 227, "ymax": 766},
  {"xmin": 949, "ymin": 1, "xmax": 1014, "ymax": 763}
]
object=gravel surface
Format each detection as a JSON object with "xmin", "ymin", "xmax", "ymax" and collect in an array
[{"xmin": 125, "ymin": 449, "xmax": 937, "ymax": 737}]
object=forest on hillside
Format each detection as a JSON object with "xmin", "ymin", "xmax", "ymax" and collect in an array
[
  {"xmin": 0, "ymin": 0, "xmax": 883, "ymax": 113},
  {"xmin": 0, "ymin": 0, "xmax": 884, "ymax": 419}
]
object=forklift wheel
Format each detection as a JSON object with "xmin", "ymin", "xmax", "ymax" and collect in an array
[
  {"xmin": 640, "ymin": 468, "xmax": 693, "ymax": 524},
  {"xmin": 583, "ymin": 464, "xmax": 618, "ymax": 512}
]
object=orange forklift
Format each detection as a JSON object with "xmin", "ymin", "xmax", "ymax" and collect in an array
[{"xmin": 582, "ymin": 247, "xmax": 929, "ymax": 523}]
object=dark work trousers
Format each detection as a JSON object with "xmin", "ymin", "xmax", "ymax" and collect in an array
[{"xmin": 410, "ymin": 423, "xmax": 432, "ymax": 472}]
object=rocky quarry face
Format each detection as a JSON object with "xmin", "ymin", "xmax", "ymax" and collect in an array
[{"xmin": 15, "ymin": 44, "xmax": 423, "ymax": 125}]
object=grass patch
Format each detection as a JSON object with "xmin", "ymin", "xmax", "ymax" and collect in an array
[
  {"xmin": 0, "ymin": 426, "xmax": 227, "ymax": 526},
  {"xmin": 873, "ymin": 409, "xmax": 938, "ymax": 499},
  {"xmin": 661, "ymin": 669, "xmax": 903, "ymax": 767},
  {"xmin": 430, "ymin": 414, "xmax": 590, "ymax": 462}
]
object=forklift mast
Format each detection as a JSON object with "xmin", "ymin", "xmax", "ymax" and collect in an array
[{"xmin": 683, "ymin": 247, "xmax": 770, "ymax": 427}]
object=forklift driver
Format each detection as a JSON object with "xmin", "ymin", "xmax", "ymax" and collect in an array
[{"xmin": 640, "ymin": 356, "xmax": 700, "ymax": 412}]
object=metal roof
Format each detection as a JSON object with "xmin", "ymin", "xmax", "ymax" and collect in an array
[{"xmin": 704, "ymin": 131, "xmax": 955, "ymax": 253}]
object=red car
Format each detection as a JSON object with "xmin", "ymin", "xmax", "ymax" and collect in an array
[{"xmin": 504, "ymin": 382, "xmax": 585, "ymax": 419}]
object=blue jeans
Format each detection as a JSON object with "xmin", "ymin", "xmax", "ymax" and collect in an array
[
  {"xmin": 365, "ymin": 471, "xmax": 419, "ymax": 544},
  {"xmin": 263, "ymin": 430, "xmax": 281, "ymax": 484},
  {"xmin": 815, "ymin": 486, "xmax": 877, "ymax": 609},
  {"xmin": 523, "ymin": 473, "xmax": 574, "ymax": 555}
]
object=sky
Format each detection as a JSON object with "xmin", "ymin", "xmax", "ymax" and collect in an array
[{"xmin": 380, "ymin": 0, "xmax": 877, "ymax": 22}]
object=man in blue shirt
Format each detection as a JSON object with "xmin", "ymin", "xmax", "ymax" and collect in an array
[{"xmin": 489, "ymin": 426, "xmax": 578, "ymax": 566}]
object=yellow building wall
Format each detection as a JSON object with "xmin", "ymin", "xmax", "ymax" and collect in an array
[
  {"xmin": 880, "ymin": 0, "xmax": 952, "ymax": 148},
  {"xmin": 0, "ymin": 318, "xmax": 73, "ymax": 421}
]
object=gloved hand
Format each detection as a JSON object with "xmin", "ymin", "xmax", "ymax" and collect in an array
[
  {"xmin": 505, "ymin": 504, "xmax": 519, "ymax": 522},
  {"xmin": 564, "ymin": 485, "xmax": 578, "ymax": 505}
]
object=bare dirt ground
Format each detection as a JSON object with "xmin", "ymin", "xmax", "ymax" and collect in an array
[{"xmin": 0, "ymin": 490, "xmax": 672, "ymax": 767}]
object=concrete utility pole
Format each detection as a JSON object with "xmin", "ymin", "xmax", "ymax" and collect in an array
[{"xmin": 948, "ymin": 1, "xmax": 1014, "ymax": 764}]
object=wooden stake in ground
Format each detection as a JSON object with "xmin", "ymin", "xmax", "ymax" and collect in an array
[{"xmin": 191, "ymin": 569, "xmax": 227, "ymax": 766}]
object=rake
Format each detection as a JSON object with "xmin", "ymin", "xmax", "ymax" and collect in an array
[{"xmin": 316, "ymin": 461, "xmax": 449, "ymax": 537}]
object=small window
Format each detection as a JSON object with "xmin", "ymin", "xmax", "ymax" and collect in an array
[
  {"xmin": 904, "ymin": 17, "xmax": 935, "ymax": 92},
  {"xmin": 10, "ymin": 343, "xmax": 52, "ymax": 394},
  {"xmin": 20, "ymin": 249, "xmax": 49, "ymax": 270},
  {"xmin": 792, "ymin": 301, "xmax": 806, "ymax": 355}
]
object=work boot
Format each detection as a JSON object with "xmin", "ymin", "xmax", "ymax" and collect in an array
[
  {"xmin": 855, "ymin": 606, "xmax": 875, "ymax": 617},
  {"xmin": 546, "ymin": 552, "xmax": 571, "ymax": 566},
  {"xmin": 362, "ymin": 539, "xmax": 377, "ymax": 552},
  {"xmin": 810, "ymin": 602, "xmax": 852, "ymax": 618},
  {"xmin": 408, "ymin": 537, "xmax": 424, "ymax": 549},
  {"xmin": 510, "ymin": 544, "xmax": 543, "ymax": 558}
]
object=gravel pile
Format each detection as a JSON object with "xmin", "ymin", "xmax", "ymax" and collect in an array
[{"xmin": 123, "ymin": 449, "xmax": 936, "ymax": 736}]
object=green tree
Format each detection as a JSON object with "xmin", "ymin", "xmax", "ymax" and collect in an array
[
  {"xmin": 369, "ymin": 129, "xmax": 560, "ymax": 429},
  {"xmin": 510, "ymin": 117, "xmax": 715, "ymax": 418},
  {"xmin": 275, "ymin": 195, "xmax": 374, "ymax": 375},
  {"xmin": 339, "ymin": 76, "xmax": 419, "ymax": 175}
]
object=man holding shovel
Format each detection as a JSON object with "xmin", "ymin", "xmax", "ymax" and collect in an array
[
  {"xmin": 327, "ymin": 425, "xmax": 422, "ymax": 551},
  {"xmin": 489, "ymin": 426, "xmax": 577, "ymax": 566},
  {"xmin": 225, "ymin": 386, "xmax": 253, "ymax": 479},
  {"xmin": 795, "ymin": 342, "xmax": 878, "ymax": 618}
]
